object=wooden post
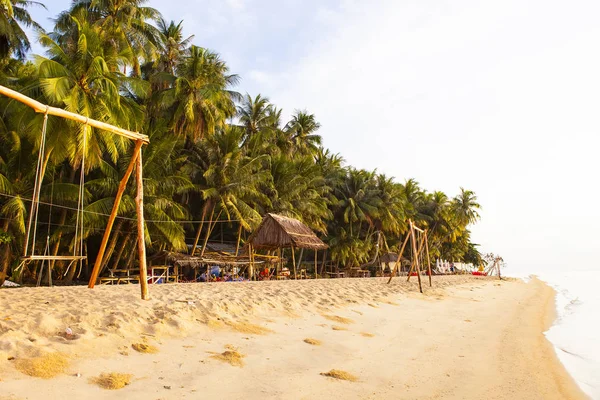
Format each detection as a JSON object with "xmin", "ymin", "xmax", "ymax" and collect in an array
[
  {"xmin": 248, "ymin": 244, "xmax": 254, "ymax": 281},
  {"xmin": 291, "ymin": 245, "xmax": 297, "ymax": 279},
  {"xmin": 277, "ymin": 247, "xmax": 282, "ymax": 278},
  {"xmin": 319, "ymin": 249, "xmax": 327, "ymax": 276},
  {"xmin": 424, "ymin": 230, "xmax": 433, "ymax": 287},
  {"xmin": 407, "ymin": 228, "xmax": 426, "ymax": 282},
  {"xmin": 88, "ymin": 141, "xmax": 143, "ymax": 288},
  {"xmin": 314, "ymin": 250, "xmax": 318, "ymax": 279},
  {"xmin": 296, "ymin": 248, "xmax": 304, "ymax": 276},
  {"xmin": 409, "ymin": 222, "xmax": 423, "ymax": 293},
  {"xmin": 235, "ymin": 224, "xmax": 242, "ymax": 256},
  {"xmin": 387, "ymin": 234, "xmax": 410, "ymax": 284},
  {"xmin": 135, "ymin": 143, "xmax": 149, "ymax": 300}
]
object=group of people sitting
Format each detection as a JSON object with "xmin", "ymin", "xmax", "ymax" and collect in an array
[{"xmin": 258, "ymin": 266, "xmax": 290, "ymax": 280}]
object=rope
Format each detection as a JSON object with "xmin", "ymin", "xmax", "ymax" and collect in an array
[
  {"xmin": 0, "ymin": 192, "xmax": 243, "ymax": 224},
  {"xmin": 73, "ymin": 123, "xmax": 87, "ymax": 272},
  {"xmin": 24, "ymin": 108, "xmax": 49, "ymax": 257}
]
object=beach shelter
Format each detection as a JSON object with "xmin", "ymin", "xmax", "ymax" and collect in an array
[{"xmin": 247, "ymin": 213, "xmax": 328, "ymax": 279}]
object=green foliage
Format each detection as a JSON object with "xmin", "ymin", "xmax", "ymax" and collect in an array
[{"xmin": 0, "ymin": 1, "xmax": 483, "ymax": 282}]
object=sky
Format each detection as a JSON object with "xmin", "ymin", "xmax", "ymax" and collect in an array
[{"xmin": 28, "ymin": 0, "xmax": 600, "ymax": 274}]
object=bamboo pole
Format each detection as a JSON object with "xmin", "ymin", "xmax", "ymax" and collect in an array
[
  {"xmin": 291, "ymin": 245, "xmax": 297, "ymax": 279},
  {"xmin": 190, "ymin": 202, "xmax": 209, "ymax": 255},
  {"xmin": 135, "ymin": 145, "xmax": 149, "ymax": 300},
  {"xmin": 409, "ymin": 222, "xmax": 423, "ymax": 293},
  {"xmin": 278, "ymin": 247, "xmax": 282, "ymax": 278},
  {"xmin": 319, "ymin": 249, "xmax": 327, "ymax": 277},
  {"xmin": 235, "ymin": 225, "xmax": 242, "ymax": 256},
  {"xmin": 424, "ymin": 230, "xmax": 433, "ymax": 287},
  {"xmin": 296, "ymin": 248, "xmax": 304, "ymax": 275},
  {"xmin": 407, "ymin": 228, "xmax": 426, "ymax": 282},
  {"xmin": 248, "ymin": 244, "xmax": 254, "ymax": 280},
  {"xmin": 387, "ymin": 234, "xmax": 411, "ymax": 284},
  {"xmin": 88, "ymin": 141, "xmax": 142, "ymax": 288},
  {"xmin": 0, "ymin": 85, "xmax": 149, "ymax": 143},
  {"xmin": 314, "ymin": 250, "xmax": 318, "ymax": 279}
]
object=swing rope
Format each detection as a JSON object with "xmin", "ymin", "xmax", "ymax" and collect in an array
[
  {"xmin": 24, "ymin": 107, "xmax": 49, "ymax": 257},
  {"xmin": 22, "ymin": 110, "xmax": 88, "ymax": 286}
]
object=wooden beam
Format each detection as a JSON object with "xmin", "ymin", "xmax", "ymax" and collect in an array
[
  {"xmin": 23, "ymin": 255, "xmax": 86, "ymax": 261},
  {"xmin": 88, "ymin": 141, "xmax": 142, "ymax": 288},
  {"xmin": 424, "ymin": 230, "xmax": 433, "ymax": 287},
  {"xmin": 387, "ymin": 234, "xmax": 410, "ymax": 284},
  {"xmin": 412, "ymin": 223, "xmax": 424, "ymax": 233},
  {"xmin": 291, "ymin": 245, "xmax": 297, "ymax": 280},
  {"xmin": 407, "ymin": 228, "xmax": 427, "ymax": 282},
  {"xmin": 0, "ymin": 85, "xmax": 149, "ymax": 143},
  {"xmin": 409, "ymin": 221, "xmax": 423, "ymax": 293},
  {"xmin": 135, "ymin": 144, "xmax": 149, "ymax": 300}
]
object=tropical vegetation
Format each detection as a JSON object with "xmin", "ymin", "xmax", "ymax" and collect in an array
[{"xmin": 0, "ymin": 0, "xmax": 482, "ymax": 284}]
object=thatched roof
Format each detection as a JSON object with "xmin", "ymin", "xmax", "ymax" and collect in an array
[
  {"xmin": 148, "ymin": 251, "xmax": 278, "ymax": 267},
  {"xmin": 247, "ymin": 213, "xmax": 328, "ymax": 250}
]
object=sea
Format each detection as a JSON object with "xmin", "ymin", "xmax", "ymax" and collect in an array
[{"xmin": 510, "ymin": 269, "xmax": 600, "ymax": 399}]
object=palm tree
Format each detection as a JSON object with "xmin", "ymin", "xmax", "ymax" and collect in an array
[
  {"xmin": 186, "ymin": 126, "xmax": 269, "ymax": 255},
  {"xmin": 160, "ymin": 46, "xmax": 239, "ymax": 141},
  {"xmin": 0, "ymin": 0, "xmax": 44, "ymax": 62},
  {"xmin": 267, "ymin": 155, "xmax": 332, "ymax": 233},
  {"xmin": 55, "ymin": 0, "xmax": 162, "ymax": 75},
  {"xmin": 283, "ymin": 110, "xmax": 322, "ymax": 156},
  {"xmin": 373, "ymin": 174, "xmax": 407, "ymax": 236},
  {"xmin": 452, "ymin": 187, "xmax": 481, "ymax": 226},
  {"xmin": 334, "ymin": 168, "xmax": 381, "ymax": 238},
  {"xmin": 155, "ymin": 18, "xmax": 193, "ymax": 75},
  {"xmin": 37, "ymin": 16, "xmax": 146, "ymax": 169}
]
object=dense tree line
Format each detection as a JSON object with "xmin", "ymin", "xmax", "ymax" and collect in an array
[{"xmin": 0, "ymin": 0, "xmax": 482, "ymax": 284}]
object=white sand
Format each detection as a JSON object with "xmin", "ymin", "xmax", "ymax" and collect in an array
[{"xmin": 0, "ymin": 276, "xmax": 587, "ymax": 399}]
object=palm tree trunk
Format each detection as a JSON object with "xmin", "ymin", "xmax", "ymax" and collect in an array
[
  {"xmin": 296, "ymin": 248, "xmax": 304, "ymax": 273},
  {"xmin": 200, "ymin": 206, "xmax": 222, "ymax": 258},
  {"xmin": 190, "ymin": 201, "xmax": 210, "ymax": 255},
  {"xmin": 111, "ymin": 234, "xmax": 130, "ymax": 269},
  {"xmin": 99, "ymin": 219, "xmax": 124, "ymax": 275},
  {"xmin": 235, "ymin": 224, "xmax": 242, "ymax": 256},
  {"xmin": 0, "ymin": 220, "xmax": 11, "ymax": 285},
  {"xmin": 125, "ymin": 239, "xmax": 137, "ymax": 269}
]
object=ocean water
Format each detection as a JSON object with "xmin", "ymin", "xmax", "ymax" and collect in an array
[{"xmin": 512, "ymin": 270, "xmax": 600, "ymax": 399}]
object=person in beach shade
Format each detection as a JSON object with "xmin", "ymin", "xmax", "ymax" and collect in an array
[{"xmin": 259, "ymin": 267, "xmax": 270, "ymax": 280}]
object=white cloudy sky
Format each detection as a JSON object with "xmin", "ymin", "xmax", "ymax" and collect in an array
[{"xmin": 30, "ymin": 0, "xmax": 600, "ymax": 273}]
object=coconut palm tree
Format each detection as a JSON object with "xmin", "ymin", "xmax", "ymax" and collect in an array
[
  {"xmin": 160, "ymin": 46, "xmax": 239, "ymax": 142},
  {"xmin": 186, "ymin": 125, "xmax": 269, "ymax": 255},
  {"xmin": 334, "ymin": 168, "xmax": 381, "ymax": 238},
  {"xmin": 283, "ymin": 110, "xmax": 322, "ymax": 156},
  {"xmin": 0, "ymin": 0, "xmax": 44, "ymax": 62},
  {"xmin": 267, "ymin": 155, "xmax": 332, "ymax": 233},
  {"xmin": 54, "ymin": 0, "xmax": 162, "ymax": 75},
  {"xmin": 155, "ymin": 18, "xmax": 193, "ymax": 75},
  {"xmin": 37, "ymin": 16, "xmax": 146, "ymax": 169},
  {"xmin": 452, "ymin": 187, "xmax": 481, "ymax": 226}
]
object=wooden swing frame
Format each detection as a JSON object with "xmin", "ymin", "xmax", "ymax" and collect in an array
[
  {"xmin": 387, "ymin": 219, "xmax": 433, "ymax": 293},
  {"xmin": 0, "ymin": 85, "xmax": 151, "ymax": 300}
]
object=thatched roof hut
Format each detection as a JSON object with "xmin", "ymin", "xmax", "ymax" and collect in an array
[
  {"xmin": 148, "ymin": 250, "xmax": 276, "ymax": 268},
  {"xmin": 247, "ymin": 213, "xmax": 328, "ymax": 251}
]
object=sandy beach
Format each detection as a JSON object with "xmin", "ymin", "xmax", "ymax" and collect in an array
[{"xmin": 0, "ymin": 276, "xmax": 587, "ymax": 399}]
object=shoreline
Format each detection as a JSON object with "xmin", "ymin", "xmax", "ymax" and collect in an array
[
  {"xmin": 534, "ymin": 271, "xmax": 599, "ymax": 399},
  {"xmin": 0, "ymin": 276, "xmax": 588, "ymax": 399}
]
